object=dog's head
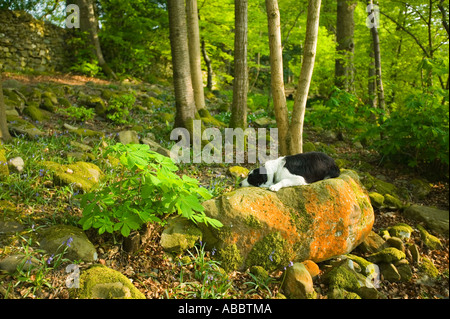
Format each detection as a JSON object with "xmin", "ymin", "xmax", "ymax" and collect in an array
[{"xmin": 240, "ymin": 167, "xmax": 268, "ymax": 187}]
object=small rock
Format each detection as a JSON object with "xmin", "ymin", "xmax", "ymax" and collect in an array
[
  {"xmin": 379, "ymin": 263, "xmax": 401, "ymax": 282},
  {"xmin": 388, "ymin": 223, "xmax": 414, "ymax": 241},
  {"xmin": 227, "ymin": 166, "xmax": 249, "ymax": 179},
  {"xmin": 63, "ymin": 123, "xmax": 79, "ymax": 131},
  {"xmin": 282, "ymin": 262, "xmax": 316, "ymax": 299},
  {"xmin": 42, "ymin": 161, "xmax": 102, "ymax": 192},
  {"xmin": 359, "ymin": 231, "xmax": 387, "ymax": 254},
  {"xmin": 123, "ymin": 231, "xmax": 141, "ymax": 254},
  {"xmin": 323, "ymin": 259, "xmax": 383, "ymax": 299},
  {"xmin": 384, "ymin": 194, "xmax": 404, "ymax": 209},
  {"xmin": 396, "ymin": 263, "xmax": 413, "ymax": 282},
  {"xmin": 302, "ymin": 260, "xmax": 320, "ymax": 278},
  {"xmin": 407, "ymin": 243, "xmax": 421, "ymax": 264},
  {"xmin": 404, "ymin": 205, "xmax": 449, "ymax": 237},
  {"xmin": 409, "ymin": 178, "xmax": 432, "ymax": 199},
  {"xmin": 0, "ymin": 220, "xmax": 24, "ymax": 234},
  {"xmin": 416, "ymin": 224, "xmax": 443, "ymax": 250},
  {"xmin": 140, "ymin": 137, "xmax": 171, "ymax": 157},
  {"xmin": 160, "ymin": 217, "xmax": 202, "ymax": 254},
  {"xmin": 0, "ymin": 148, "xmax": 9, "ymax": 179},
  {"xmin": 70, "ymin": 141, "xmax": 93, "ymax": 152},
  {"xmin": 0, "ymin": 254, "xmax": 40, "ymax": 273},
  {"xmin": 254, "ymin": 117, "xmax": 276, "ymax": 127},
  {"xmin": 70, "ymin": 265, "xmax": 145, "ymax": 299},
  {"xmin": 118, "ymin": 130, "xmax": 139, "ymax": 145},
  {"xmin": 367, "ymin": 247, "xmax": 406, "ymax": 264},
  {"xmin": 386, "ymin": 237, "xmax": 405, "ymax": 252},
  {"xmin": 418, "ymin": 256, "xmax": 440, "ymax": 279},
  {"xmin": 7, "ymin": 157, "xmax": 24, "ymax": 173},
  {"xmin": 39, "ymin": 224, "xmax": 97, "ymax": 262},
  {"xmin": 369, "ymin": 192, "xmax": 385, "ymax": 208}
]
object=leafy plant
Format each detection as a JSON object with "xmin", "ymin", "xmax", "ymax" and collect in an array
[
  {"xmin": 78, "ymin": 143, "xmax": 222, "ymax": 237},
  {"xmin": 371, "ymin": 90, "xmax": 449, "ymax": 169},
  {"xmin": 173, "ymin": 242, "xmax": 233, "ymax": 299},
  {"xmin": 307, "ymin": 87, "xmax": 380, "ymax": 135},
  {"xmin": 59, "ymin": 105, "xmax": 95, "ymax": 122},
  {"xmin": 106, "ymin": 93, "xmax": 135, "ymax": 124}
]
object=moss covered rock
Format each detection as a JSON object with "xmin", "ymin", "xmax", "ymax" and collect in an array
[
  {"xmin": 323, "ymin": 260, "xmax": 383, "ymax": 299},
  {"xmin": 388, "ymin": 223, "xmax": 414, "ymax": 240},
  {"xmin": 42, "ymin": 161, "xmax": 102, "ymax": 192},
  {"xmin": 367, "ymin": 247, "xmax": 406, "ymax": 263},
  {"xmin": 23, "ymin": 104, "xmax": 47, "ymax": 122},
  {"xmin": 199, "ymin": 170, "xmax": 374, "ymax": 270},
  {"xmin": 71, "ymin": 265, "xmax": 145, "ymax": 299},
  {"xmin": 282, "ymin": 262, "xmax": 316, "ymax": 299},
  {"xmin": 369, "ymin": 192, "xmax": 385, "ymax": 208},
  {"xmin": 160, "ymin": 217, "xmax": 202, "ymax": 254},
  {"xmin": 416, "ymin": 224, "xmax": 442, "ymax": 250},
  {"xmin": 7, "ymin": 115, "xmax": 45, "ymax": 139},
  {"xmin": 0, "ymin": 148, "xmax": 9, "ymax": 180},
  {"xmin": 227, "ymin": 166, "xmax": 249, "ymax": 179},
  {"xmin": 39, "ymin": 224, "xmax": 97, "ymax": 262}
]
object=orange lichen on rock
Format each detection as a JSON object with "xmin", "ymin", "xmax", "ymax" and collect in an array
[{"xmin": 200, "ymin": 170, "xmax": 375, "ymax": 270}]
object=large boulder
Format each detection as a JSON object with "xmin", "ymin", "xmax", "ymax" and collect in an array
[{"xmin": 199, "ymin": 170, "xmax": 374, "ymax": 271}]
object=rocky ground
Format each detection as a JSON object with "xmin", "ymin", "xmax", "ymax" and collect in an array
[{"xmin": 0, "ymin": 73, "xmax": 448, "ymax": 299}]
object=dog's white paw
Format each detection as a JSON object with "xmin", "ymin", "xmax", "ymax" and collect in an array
[{"xmin": 269, "ymin": 184, "xmax": 281, "ymax": 192}]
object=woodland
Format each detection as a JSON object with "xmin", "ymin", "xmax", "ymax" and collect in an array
[{"xmin": 0, "ymin": 0, "xmax": 449, "ymax": 301}]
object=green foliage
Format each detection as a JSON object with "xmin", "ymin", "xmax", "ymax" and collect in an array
[
  {"xmin": 307, "ymin": 87, "xmax": 380, "ymax": 134},
  {"xmin": 78, "ymin": 143, "xmax": 222, "ymax": 237},
  {"xmin": 372, "ymin": 90, "xmax": 449, "ymax": 168},
  {"xmin": 59, "ymin": 105, "xmax": 95, "ymax": 122},
  {"xmin": 66, "ymin": 32, "xmax": 101, "ymax": 77},
  {"xmin": 99, "ymin": 0, "xmax": 170, "ymax": 80},
  {"xmin": 173, "ymin": 242, "xmax": 233, "ymax": 299},
  {"xmin": 70, "ymin": 61, "xmax": 101, "ymax": 78},
  {"xmin": 106, "ymin": 92, "xmax": 135, "ymax": 124}
]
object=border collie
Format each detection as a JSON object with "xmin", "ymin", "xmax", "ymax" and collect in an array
[{"xmin": 240, "ymin": 152, "xmax": 340, "ymax": 192}]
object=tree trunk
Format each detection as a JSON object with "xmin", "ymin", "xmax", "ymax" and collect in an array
[
  {"xmin": 186, "ymin": 0, "xmax": 206, "ymax": 111},
  {"xmin": 168, "ymin": 0, "xmax": 196, "ymax": 129},
  {"xmin": 201, "ymin": 40, "xmax": 213, "ymax": 90},
  {"xmin": 367, "ymin": 0, "xmax": 385, "ymax": 112},
  {"xmin": 265, "ymin": 0, "xmax": 289, "ymax": 156},
  {"xmin": 335, "ymin": 0, "xmax": 356, "ymax": 92},
  {"xmin": 368, "ymin": 46, "xmax": 377, "ymax": 108},
  {"xmin": 0, "ymin": 72, "xmax": 12, "ymax": 143},
  {"xmin": 77, "ymin": 0, "xmax": 117, "ymax": 80},
  {"xmin": 287, "ymin": 0, "xmax": 322, "ymax": 154},
  {"xmin": 230, "ymin": 0, "xmax": 248, "ymax": 129}
]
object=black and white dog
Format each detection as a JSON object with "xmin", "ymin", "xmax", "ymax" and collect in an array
[{"xmin": 240, "ymin": 152, "xmax": 340, "ymax": 192}]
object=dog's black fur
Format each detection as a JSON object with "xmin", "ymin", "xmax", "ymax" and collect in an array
[
  {"xmin": 243, "ymin": 152, "xmax": 340, "ymax": 188},
  {"xmin": 283, "ymin": 151, "xmax": 340, "ymax": 183}
]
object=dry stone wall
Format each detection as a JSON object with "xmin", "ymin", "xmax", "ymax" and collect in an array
[{"xmin": 0, "ymin": 10, "xmax": 70, "ymax": 72}]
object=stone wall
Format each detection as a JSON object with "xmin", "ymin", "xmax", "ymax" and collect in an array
[{"xmin": 0, "ymin": 10, "xmax": 70, "ymax": 72}]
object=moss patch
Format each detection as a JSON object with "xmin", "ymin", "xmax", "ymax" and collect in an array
[
  {"xmin": 246, "ymin": 232, "xmax": 294, "ymax": 271},
  {"xmin": 217, "ymin": 244, "xmax": 242, "ymax": 272},
  {"xmin": 42, "ymin": 161, "xmax": 103, "ymax": 192},
  {"xmin": 71, "ymin": 265, "xmax": 145, "ymax": 299},
  {"xmin": 0, "ymin": 148, "xmax": 9, "ymax": 180}
]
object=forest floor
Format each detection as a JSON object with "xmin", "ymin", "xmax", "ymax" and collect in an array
[{"xmin": 0, "ymin": 73, "xmax": 448, "ymax": 300}]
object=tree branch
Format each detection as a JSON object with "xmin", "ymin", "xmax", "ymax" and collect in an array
[{"xmin": 379, "ymin": 9, "xmax": 430, "ymax": 57}]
